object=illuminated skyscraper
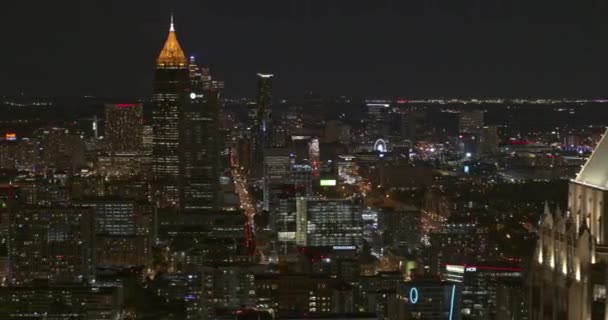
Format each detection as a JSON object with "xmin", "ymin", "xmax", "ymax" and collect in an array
[
  {"xmin": 256, "ymin": 74, "xmax": 273, "ymax": 138},
  {"xmin": 445, "ymin": 263, "xmax": 525, "ymax": 319},
  {"xmin": 181, "ymin": 66, "xmax": 222, "ymax": 213},
  {"xmin": 152, "ymin": 16, "xmax": 189, "ymax": 208},
  {"xmin": 295, "ymin": 197, "xmax": 362, "ymax": 248},
  {"xmin": 188, "ymin": 56, "xmax": 203, "ymax": 85},
  {"xmin": 262, "ymin": 148, "xmax": 291, "ymax": 211},
  {"xmin": 529, "ymin": 129, "xmax": 608, "ymax": 319},
  {"xmin": 479, "ymin": 125, "xmax": 499, "ymax": 156},
  {"xmin": 252, "ymin": 74, "xmax": 273, "ymax": 178},
  {"xmin": 104, "ymin": 103, "xmax": 143, "ymax": 153},
  {"xmin": 142, "ymin": 125, "xmax": 153, "ymax": 154},
  {"xmin": 366, "ymin": 101, "xmax": 391, "ymax": 138},
  {"xmin": 34, "ymin": 127, "xmax": 85, "ymax": 174}
]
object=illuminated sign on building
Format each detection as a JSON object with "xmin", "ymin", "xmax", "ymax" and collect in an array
[
  {"xmin": 5, "ymin": 133, "xmax": 16, "ymax": 141},
  {"xmin": 446, "ymin": 264, "xmax": 523, "ymax": 273},
  {"xmin": 320, "ymin": 179, "xmax": 337, "ymax": 186},
  {"xmin": 184, "ymin": 294, "xmax": 198, "ymax": 301},
  {"xmin": 332, "ymin": 245, "xmax": 356, "ymax": 250},
  {"xmin": 403, "ymin": 284, "xmax": 458, "ymax": 320},
  {"xmin": 374, "ymin": 139, "xmax": 387, "ymax": 153},
  {"xmin": 409, "ymin": 287, "xmax": 419, "ymax": 304},
  {"xmin": 291, "ymin": 135, "xmax": 312, "ymax": 141},
  {"xmin": 338, "ymin": 155, "xmax": 356, "ymax": 161},
  {"xmin": 278, "ymin": 232, "xmax": 296, "ymax": 241},
  {"xmin": 446, "ymin": 265, "xmax": 465, "ymax": 274},
  {"xmin": 449, "ymin": 285, "xmax": 456, "ymax": 320}
]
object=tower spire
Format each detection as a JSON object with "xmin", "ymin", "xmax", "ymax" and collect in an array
[{"xmin": 156, "ymin": 14, "xmax": 187, "ymax": 67}]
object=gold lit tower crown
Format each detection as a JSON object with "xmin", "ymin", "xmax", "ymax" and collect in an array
[{"xmin": 156, "ymin": 15, "xmax": 187, "ymax": 67}]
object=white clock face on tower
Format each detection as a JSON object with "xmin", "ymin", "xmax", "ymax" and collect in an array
[{"xmin": 190, "ymin": 92, "xmax": 197, "ymax": 100}]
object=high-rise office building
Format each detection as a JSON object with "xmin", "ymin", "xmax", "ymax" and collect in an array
[
  {"xmin": 262, "ymin": 148, "xmax": 291, "ymax": 212},
  {"xmin": 295, "ymin": 198, "xmax": 362, "ymax": 248},
  {"xmin": 251, "ymin": 74, "xmax": 273, "ymax": 179},
  {"xmin": 308, "ymin": 138, "xmax": 320, "ymax": 177},
  {"xmin": 34, "ymin": 127, "xmax": 86, "ymax": 174},
  {"xmin": 181, "ymin": 78, "xmax": 222, "ymax": 214},
  {"xmin": 400, "ymin": 110, "xmax": 428, "ymax": 141},
  {"xmin": 142, "ymin": 125, "xmax": 153, "ymax": 153},
  {"xmin": 0, "ymin": 284, "xmax": 124, "ymax": 319},
  {"xmin": 366, "ymin": 101, "xmax": 391, "ymax": 138},
  {"xmin": 152, "ymin": 17, "xmax": 222, "ymax": 213},
  {"xmin": 382, "ymin": 206, "xmax": 422, "ymax": 252},
  {"xmin": 188, "ymin": 55, "xmax": 203, "ymax": 84},
  {"xmin": 429, "ymin": 223, "xmax": 491, "ymax": 275},
  {"xmin": 0, "ymin": 136, "xmax": 36, "ymax": 173},
  {"xmin": 290, "ymin": 164, "xmax": 313, "ymax": 195},
  {"xmin": 445, "ymin": 263, "xmax": 525, "ymax": 319},
  {"xmin": 9, "ymin": 206, "xmax": 95, "ymax": 286},
  {"xmin": 152, "ymin": 17, "xmax": 189, "ymax": 208},
  {"xmin": 398, "ymin": 280, "xmax": 461, "ymax": 320},
  {"xmin": 301, "ymin": 92, "xmax": 326, "ymax": 127},
  {"xmin": 324, "ymin": 120, "xmax": 341, "ymax": 143},
  {"xmin": 271, "ymin": 124, "xmax": 287, "ymax": 147},
  {"xmin": 0, "ymin": 134, "xmax": 16, "ymax": 170},
  {"xmin": 256, "ymin": 74, "xmax": 273, "ymax": 138},
  {"xmin": 529, "ymin": 130, "xmax": 608, "ymax": 319},
  {"xmin": 458, "ymin": 110, "xmax": 484, "ymax": 134},
  {"xmin": 479, "ymin": 125, "xmax": 499, "ymax": 156},
  {"xmin": 104, "ymin": 103, "xmax": 143, "ymax": 153},
  {"xmin": 78, "ymin": 199, "xmax": 153, "ymax": 267},
  {"xmin": 324, "ymin": 120, "xmax": 351, "ymax": 145}
]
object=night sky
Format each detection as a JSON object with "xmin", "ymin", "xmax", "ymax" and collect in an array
[{"xmin": 2, "ymin": 0, "xmax": 608, "ymax": 99}]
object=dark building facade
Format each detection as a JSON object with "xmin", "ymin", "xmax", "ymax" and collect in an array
[
  {"xmin": 252, "ymin": 74, "xmax": 273, "ymax": 178},
  {"xmin": 399, "ymin": 280, "xmax": 461, "ymax": 320},
  {"xmin": 180, "ymin": 76, "xmax": 222, "ymax": 214},
  {"xmin": 8, "ymin": 206, "xmax": 95, "ymax": 286},
  {"xmin": 256, "ymin": 74, "xmax": 273, "ymax": 142},
  {"xmin": 445, "ymin": 264, "xmax": 526, "ymax": 319}
]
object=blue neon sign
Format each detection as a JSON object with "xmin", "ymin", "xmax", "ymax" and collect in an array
[
  {"xmin": 409, "ymin": 287, "xmax": 419, "ymax": 304},
  {"xmin": 449, "ymin": 284, "xmax": 456, "ymax": 320}
]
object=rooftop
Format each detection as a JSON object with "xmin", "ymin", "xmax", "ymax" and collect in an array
[
  {"xmin": 156, "ymin": 15, "xmax": 187, "ymax": 68},
  {"xmin": 574, "ymin": 127, "xmax": 608, "ymax": 190}
]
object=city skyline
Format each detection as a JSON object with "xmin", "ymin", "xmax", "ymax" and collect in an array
[
  {"xmin": 2, "ymin": 0, "xmax": 608, "ymax": 99},
  {"xmin": 1, "ymin": 2, "xmax": 608, "ymax": 319}
]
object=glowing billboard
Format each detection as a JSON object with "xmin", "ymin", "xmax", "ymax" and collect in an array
[{"xmin": 320, "ymin": 179, "xmax": 337, "ymax": 186}]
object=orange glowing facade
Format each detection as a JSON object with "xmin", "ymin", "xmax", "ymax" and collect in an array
[{"xmin": 156, "ymin": 16, "xmax": 187, "ymax": 68}]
